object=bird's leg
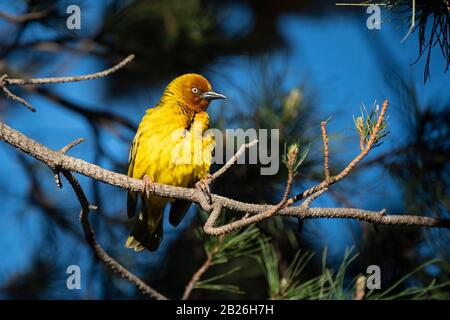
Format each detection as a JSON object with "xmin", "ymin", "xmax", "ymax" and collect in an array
[
  {"xmin": 195, "ymin": 173, "xmax": 213, "ymax": 204},
  {"xmin": 142, "ymin": 174, "xmax": 155, "ymax": 199}
]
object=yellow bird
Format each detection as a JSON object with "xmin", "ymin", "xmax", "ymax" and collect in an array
[{"xmin": 126, "ymin": 74, "xmax": 226, "ymax": 252}]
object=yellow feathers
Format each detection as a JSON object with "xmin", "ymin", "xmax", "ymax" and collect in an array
[{"xmin": 126, "ymin": 74, "xmax": 226, "ymax": 252}]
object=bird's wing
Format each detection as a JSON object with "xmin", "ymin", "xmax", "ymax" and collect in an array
[
  {"xmin": 169, "ymin": 199, "xmax": 192, "ymax": 227},
  {"xmin": 127, "ymin": 131, "xmax": 141, "ymax": 176},
  {"xmin": 127, "ymin": 132, "xmax": 141, "ymax": 218},
  {"xmin": 127, "ymin": 191, "xmax": 138, "ymax": 218}
]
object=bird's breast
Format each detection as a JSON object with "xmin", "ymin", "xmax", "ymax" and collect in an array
[{"xmin": 133, "ymin": 109, "xmax": 214, "ymax": 188}]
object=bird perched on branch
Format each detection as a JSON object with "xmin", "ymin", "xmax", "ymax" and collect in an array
[{"xmin": 126, "ymin": 74, "xmax": 226, "ymax": 252}]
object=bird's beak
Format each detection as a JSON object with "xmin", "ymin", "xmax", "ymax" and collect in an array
[{"xmin": 202, "ymin": 91, "xmax": 227, "ymax": 101}]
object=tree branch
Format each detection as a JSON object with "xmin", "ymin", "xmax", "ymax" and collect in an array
[
  {"xmin": 203, "ymin": 147, "xmax": 295, "ymax": 235},
  {"xmin": 61, "ymin": 170, "xmax": 167, "ymax": 300},
  {"xmin": 182, "ymin": 251, "xmax": 214, "ymax": 300},
  {"xmin": 0, "ymin": 9, "xmax": 51, "ymax": 24},
  {"xmin": 209, "ymin": 139, "xmax": 259, "ymax": 182},
  {"xmin": 289, "ymin": 99, "xmax": 390, "ymax": 204},
  {"xmin": 60, "ymin": 137, "xmax": 86, "ymax": 154},
  {"xmin": 0, "ymin": 75, "xmax": 35, "ymax": 111},
  {"xmin": 1, "ymin": 120, "xmax": 449, "ymax": 233},
  {"xmin": 321, "ymin": 120, "xmax": 331, "ymax": 182},
  {"xmin": 1, "ymin": 55, "xmax": 135, "ymax": 111},
  {"xmin": 182, "ymin": 234, "xmax": 226, "ymax": 300},
  {"xmin": 3, "ymin": 54, "xmax": 135, "ymax": 85}
]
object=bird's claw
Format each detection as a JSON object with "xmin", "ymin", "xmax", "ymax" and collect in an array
[
  {"xmin": 143, "ymin": 175, "xmax": 155, "ymax": 199},
  {"xmin": 196, "ymin": 177, "xmax": 212, "ymax": 205}
]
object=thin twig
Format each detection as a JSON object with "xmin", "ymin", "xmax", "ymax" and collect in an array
[
  {"xmin": 182, "ymin": 234, "xmax": 225, "ymax": 299},
  {"xmin": 60, "ymin": 138, "xmax": 86, "ymax": 154},
  {"xmin": 53, "ymin": 138, "xmax": 86, "ymax": 188},
  {"xmin": 0, "ymin": 9, "xmax": 50, "ymax": 24},
  {"xmin": 195, "ymin": 139, "xmax": 259, "ymax": 208},
  {"xmin": 210, "ymin": 139, "xmax": 258, "ymax": 182},
  {"xmin": 290, "ymin": 99, "xmax": 389, "ymax": 203},
  {"xmin": 61, "ymin": 171, "xmax": 168, "ymax": 300},
  {"xmin": 321, "ymin": 120, "xmax": 331, "ymax": 182},
  {"xmin": 1, "ymin": 65, "xmax": 136, "ymax": 129},
  {"xmin": 336, "ymin": 100, "xmax": 388, "ymax": 180},
  {"xmin": 182, "ymin": 252, "xmax": 214, "ymax": 300},
  {"xmin": 0, "ymin": 75, "xmax": 35, "ymax": 111},
  {"xmin": 301, "ymin": 188, "xmax": 329, "ymax": 209},
  {"xmin": 359, "ymin": 133, "xmax": 365, "ymax": 151},
  {"xmin": 3, "ymin": 54, "xmax": 135, "ymax": 85},
  {"xmin": 1, "ymin": 55, "xmax": 135, "ymax": 112},
  {"xmin": 203, "ymin": 161, "xmax": 295, "ymax": 235}
]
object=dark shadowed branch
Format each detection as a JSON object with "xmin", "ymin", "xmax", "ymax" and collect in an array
[
  {"xmin": 61, "ymin": 170, "xmax": 168, "ymax": 300},
  {"xmin": 181, "ymin": 235, "xmax": 224, "ymax": 300},
  {"xmin": 0, "ymin": 9, "xmax": 51, "ymax": 24}
]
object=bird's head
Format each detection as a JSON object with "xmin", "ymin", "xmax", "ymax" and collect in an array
[{"xmin": 165, "ymin": 73, "xmax": 226, "ymax": 112}]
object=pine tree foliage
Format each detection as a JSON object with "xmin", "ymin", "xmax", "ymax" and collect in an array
[
  {"xmin": 368, "ymin": 0, "xmax": 450, "ymax": 81},
  {"xmin": 194, "ymin": 222, "xmax": 450, "ymax": 299}
]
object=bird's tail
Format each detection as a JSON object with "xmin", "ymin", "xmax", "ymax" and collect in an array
[{"xmin": 125, "ymin": 197, "xmax": 165, "ymax": 252}]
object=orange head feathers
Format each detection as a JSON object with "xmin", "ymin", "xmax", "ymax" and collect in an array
[{"xmin": 163, "ymin": 73, "xmax": 227, "ymax": 112}]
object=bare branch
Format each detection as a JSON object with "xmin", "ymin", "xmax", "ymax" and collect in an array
[
  {"xmin": 0, "ymin": 55, "xmax": 134, "ymax": 112},
  {"xmin": 181, "ymin": 233, "xmax": 226, "ymax": 299},
  {"xmin": 1, "ymin": 66, "xmax": 136, "ymax": 130},
  {"xmin": 204, "ymin": 161, "xmax": 295, "ymax": 236},
  {"xmin": 60, "ymin": 138, "xmax": 86, "ymax": 154},
  {"xmin": 1, "ymin": 107, "xmax": 449, "ymax": 237},
  {"xmin": 61, "ymin": 171, "xmax": 168, "ymax": 300},
  {"xmin": 359, "ymin": 132, "xmax": 365, "ymax": 151},
  {"xmin": 53, "ymin": 138, "xmax": 86, "ymax": 188},
  {"xmin": 290, "ymin": 99, "xmax": 390, "ymax": 203},
  {"xmin": 335, "ymin": 100, "xmax": 388, "ymax": 180},
  {"xmin": 193, "ymin": 139, "xmax": 259, "ymax": 207},
  {"xmin": 321, "ymin": 120, "xmax": 331, "ymax": 182},
  {"xmin": 182, "ymin": 251, "xmax": 214, "ymax": 300},
  {"xmin": 3, "ymin": 54, "xmax": 135, "ymax": 85},
  {"xmin": 301, "ymin": 187, "xmax": 329, "ymax": 209},
  {"xmin": 0, "ymin": 9, "xmax": 50, "ymax": 24},
  {"xmin": 0, "ymin": 75, "xmax": 35, "ymax": 111},
  {"xmin": 210, "ymin": 139, "xmax": 258, "ymax": 182}
]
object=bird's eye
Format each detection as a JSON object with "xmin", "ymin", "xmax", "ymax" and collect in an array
[{"xmin": 191, "ymin": 87, "xmax": 199, "ymax": 94}]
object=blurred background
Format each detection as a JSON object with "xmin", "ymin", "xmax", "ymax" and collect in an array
[{"xmin": 0, "ymin": 0, "xmax": 449, "ymax": 299}]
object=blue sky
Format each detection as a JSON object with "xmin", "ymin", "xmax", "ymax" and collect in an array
[{"xmin": 0, "ymin": 2, "xmax": 449, "ymax": 297}]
